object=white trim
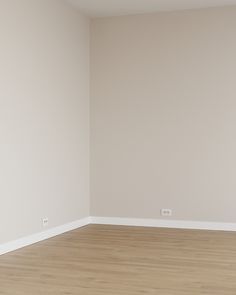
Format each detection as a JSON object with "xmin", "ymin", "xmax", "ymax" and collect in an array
[
  {"xmin": 0, "ymin": 217, "xmax": 91, "ymax": 256},
  {"xmin": 2, "ymin": 216, "xmax": 236, "ymax": 256},
  {"xmin": 91, "ymin": 216, "xmax": 236, "ymax": 232}
]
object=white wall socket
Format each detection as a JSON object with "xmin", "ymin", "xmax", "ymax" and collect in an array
[
  {"xmin": 42, "ymin": 217, "xmax": 49, "ymax": 227},
  {"xmin": 161, "ymin": 209, "xmax": 172, "ymax": 217}
]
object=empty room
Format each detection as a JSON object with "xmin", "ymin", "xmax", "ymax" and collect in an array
[{"xmin": 1, "ymin": 0, "xmax": 236, "ymax": 294}]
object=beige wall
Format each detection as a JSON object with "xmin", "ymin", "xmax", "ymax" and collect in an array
[
  {"xmin": 0, "ymin": 0, "xmax": 90, "ymax": 243},
  {"xmin": 2, "ymin": 3, "xmax": 236, "ymax": 245},
  {"xmin": 91, "ymin": 7, "xmax": 236, "ymax": 222}
]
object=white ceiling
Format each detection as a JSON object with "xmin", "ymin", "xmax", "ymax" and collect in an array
[{"xmin": 67, "ymin": 0, "xmax": 236, "ymax": 17}]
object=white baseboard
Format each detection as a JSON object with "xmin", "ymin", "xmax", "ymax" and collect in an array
[
  {"xmin": 2, "ymin": 216, "xmax": 236, "ymax": 256},
  {"xmin": 91, "ymin": 216, "xmax": 236, "ymax": 232},
  {"xmin": 0, "ymin": 217, "xmax": 91, "ymax": 256}
]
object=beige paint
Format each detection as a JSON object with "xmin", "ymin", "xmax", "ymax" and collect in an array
[
  {"xmin": 68, "ymin": 0, "xmax": 236, "ymax": 17},
  {"xmin": 91, "ymin": 7, "xmax": 236, "ymax": 222},
  {"xmin": 0, "ymin": 0, "xmax": 90, "ymax": 243}
]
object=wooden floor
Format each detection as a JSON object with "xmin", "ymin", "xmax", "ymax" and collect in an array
[{"xmin": 1, "ymin": 225, "xmax": 236, "ymax": 294}]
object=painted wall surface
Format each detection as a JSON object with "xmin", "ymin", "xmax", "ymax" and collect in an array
[
  {"xmin": 0, "ymin": 0, "xmax": 90, "ymax": 243},
  {"xmin": 91, "ymin": 7, "xmax": 236, "ymax": 222}
]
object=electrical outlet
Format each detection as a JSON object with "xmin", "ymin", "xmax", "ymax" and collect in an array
[
  {"xmin": 161, "ymin": 209, "xmax": 172, "ymax": 217},
  {"xmin": 42, "ymin": 217, "xmax": 49, "ymax": 227}
]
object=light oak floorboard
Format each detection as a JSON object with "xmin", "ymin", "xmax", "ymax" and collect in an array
[{"xmin": 1, "ymin": 225, "xmax": 236, "ymax": 294}]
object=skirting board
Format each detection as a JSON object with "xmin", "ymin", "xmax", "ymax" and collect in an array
[
  {"xmin": 0, "ymin": 217, "xmax": 91, "ymax": 256},
  {"xmin": 91, "ymin": 216, "xmax": 236, "ymax": 232},
  {"xmin": 2, "ymin": 216, "xmax": 236, "ymax": 256}
]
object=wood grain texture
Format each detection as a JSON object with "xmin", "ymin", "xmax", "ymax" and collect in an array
[{"xmin": 1, "ymin": 225, "xmax": 236, "ymax": 294}]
